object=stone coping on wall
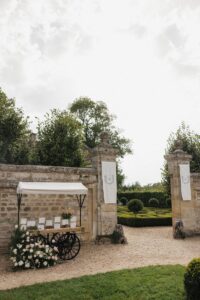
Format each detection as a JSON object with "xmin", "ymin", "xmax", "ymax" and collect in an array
[
  {"xmin": 0, "ymin": 163, "xmax": 97, "ymax": 175},
  {"xmin": 191, "ymin": 173, "xmax": 200, "ymax": 178}
]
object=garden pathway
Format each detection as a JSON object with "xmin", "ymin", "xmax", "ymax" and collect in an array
[{"xmin": 1, "ymin": 226, "xmax": 200, "ymax": 290}]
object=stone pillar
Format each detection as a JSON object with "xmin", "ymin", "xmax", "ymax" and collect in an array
[
  {"xmin": 165, "ymin": 149, "xmax": 192, "ymax": 235},
  {"xmin": 91, "ymin": 132, "xmax": 118, "ymax": 236}
]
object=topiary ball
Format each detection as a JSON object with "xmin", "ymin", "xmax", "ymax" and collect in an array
[
  {"xmin": 127, "ymin": 199, "xmax": 143, "ymax": 215},
  {"xmin": 120, "ymin": 197, "xmax": 128, "ymax": 206},
  {"xmin": 184, "ymin": 258, "xmax": 200, "ymax": 300},
  {"xmin": 149, "ymin": 198, "xmax": 159, "ymax": 208}
]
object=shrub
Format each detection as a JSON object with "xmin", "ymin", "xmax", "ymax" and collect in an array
[
  {"xmin": 184, "ymin": 258, "xmax": 200, "ymax": 300},
  {"xmin": 166, "ymin": 198, "xmax": 171, "ymax": 208},
  {"xmin": 10, "ymin": 227, "xmax": 58, "ymax": 270},
  {"xmin": 128, "ymin": 199, "xmax": 143, "ymax": 217},
  {"xmin": 118, "ymin": 217, "xmax": 172, "ymax": 227},
  {"xmin": 159, "ymin": 198, "xmax": 167, "ymax": 208},
  {"xmin": 118, "ymin": 192, "xmax": 167, "ymax": 207},
  {"xmin": 120, "ymin": 197, "xmax": 128, "ymax": 206},
  {"xmin": 149, "ymin": 198, "xmax": 159, "ymax": 208}
]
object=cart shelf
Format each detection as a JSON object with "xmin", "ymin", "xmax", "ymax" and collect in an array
[{"xmin": 30, "ymin": 226, "xmax": 85, "ymax": 235}]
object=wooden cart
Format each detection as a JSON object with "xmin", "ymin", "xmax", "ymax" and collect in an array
[{"xmin": 16, "ymin": 182, "xmax": 87, "ymax": 260}]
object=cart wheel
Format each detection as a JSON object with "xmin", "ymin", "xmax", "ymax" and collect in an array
[
  {"xmin": 58, "ymin": 233, "xmax": 81, "ymax": 260},
  {"xmin": 51, "ymin": 233, "xmax": 61, "ymax": 246}
]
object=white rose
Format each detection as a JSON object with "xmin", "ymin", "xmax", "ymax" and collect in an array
[
  {"xmin": 25, "ymin": 262, "xmax": 30, "ymax": 268},
  {"xmin": 39, "ymin": 254, "xmax": 43, "ymax": 258},
  {"xmin": 13, "ymin": 249, "xmax": 17, "ymax": 254},
  {"xmin": 28, "ymin": 255, "xmax": 32, "ymax": 259},
  {"xmin": 26, "ymin": 231, "xmax": 29, "ymax": 236},
  {"xmin": 43, "ymin": 261, "xmax": 48, "ymax": 266},
  {"xmin": 18, "ymin": 260, "xmax": 24, "ymax": 266},
  {"xmin": 51, "ymin": 239, "xmax": 55, "ymax": 243},
  {"xmin": 35, "ymin": 259, "xmax": 39, "ymax": 263},
  {"xmin": 14, "ymin": 262, "xmax": 18, "ymax": 266},
  {"xmin": 29, "ymin": 249, "xmax": 33, "ymax": 253}
]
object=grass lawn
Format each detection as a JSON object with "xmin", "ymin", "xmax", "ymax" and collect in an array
[
  {"xmin": 0, "ymin": 265, "xmax": 185, "ymax": 300},
  {"xmin": 117, "ymin": 205, "xmax": 172, "ymax": 219}
]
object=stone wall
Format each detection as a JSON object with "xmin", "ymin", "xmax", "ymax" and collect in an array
[
  {"xmin": 0, "ymin": 134, "xmax": 118, "ymax": 253},
  {"xmin": 165, "ymin": 149, "xmax": 200, "ymax": 236},
  {"xmin": 0, "ymin": 164, "xmax": 97, "ymax": 253}
]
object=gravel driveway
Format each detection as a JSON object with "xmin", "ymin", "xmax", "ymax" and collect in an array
[{"xmin": 1, "ymin": 226, "xmax": 200, "ymax": 290}]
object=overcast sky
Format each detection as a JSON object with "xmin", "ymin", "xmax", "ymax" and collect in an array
[{"xmin": 0, "ymin": 0, "xmax": 200, "ymax": 185}]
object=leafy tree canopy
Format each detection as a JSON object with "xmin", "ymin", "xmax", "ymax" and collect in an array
[
  {"xmin": 37, "ymin": 109, "xmax": 85, "ymax": 167},
  {"xmin": 0, "ymin": 88, "xmax": 30, "ymax": 164},
  {"xmin": 69, "ymin": 97, "xmax": 132, "ymax": 158}
]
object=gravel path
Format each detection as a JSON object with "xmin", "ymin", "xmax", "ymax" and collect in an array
[{"xmin": 1, "ymin": 226, "xmax": 200, "ymax": 290}]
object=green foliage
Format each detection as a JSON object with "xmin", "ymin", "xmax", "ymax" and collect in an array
[
  {"xmin": 149, "ymin": 198, "xmax": 159, "ymax": 207},
  {"xmin": 162, "ymin": 122, "xmax": 200, "ymax": 196},
  {"xmin": 166, "ymin": 198, "xmax": 171, "ymax": 208},
  {"xmin": 0, "ymin": 88, "xmax": 31, "ymax": 164},
  {"xmin": 118, "ymin": 216, "xmax": 172, "ymax": 227},
  {"xmin": 118, "ymin": 191, "xmax": 167, "ymax": 207},
  {"xmin": 116, "ymin": 163, "xmax": 126, "ymax": 190},
  {"xmin": 117, "ymin": 205, "xmax": 172, "ymax": 219},
  {"xmin": 121, "ymin": 181, "xmax": 164, "ymax": 192},
  {"xmin": 127, "ymin": 199, "xmax": 143, "ymax": 216},
  {"xmin": 120, "ymin": 197, "xmax": 128, "ymax": 206},
  {"xmin": 0, "ymin": 265, "xmax": 186, "ymax": 300},
  {"xmin": 37, "ymin": 109, "xmax": 85, "ymax": 167},
  {"xmin": 184, "ymin": 258, "xmax": 200, "ymax": 300},
  {"xmin": 69, "ymin": 97, "xmax": 132, "ymax": 158}
]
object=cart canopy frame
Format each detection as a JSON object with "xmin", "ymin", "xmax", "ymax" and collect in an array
[{"xmin": 16, "ymin": 182, "xmax": 88, "ymax": 227}]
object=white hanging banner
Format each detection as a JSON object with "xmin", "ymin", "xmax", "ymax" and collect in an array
[
  {"xmin": 179, "ymin": 164, "xmax": 191, "ymax": 201},
  {"xmin": 102, "ymin": 161, "xmax": 117, "ymax": 203}
]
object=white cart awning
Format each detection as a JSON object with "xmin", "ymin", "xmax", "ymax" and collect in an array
[{"xmin": 17, "ymin": 182, "xmax": 88, "ymax": 195}]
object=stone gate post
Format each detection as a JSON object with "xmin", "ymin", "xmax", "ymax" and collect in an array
[
  {"xmin": 165, "ymin": 149, "xmax": 192, "ymax": 235},
  {"xmin": 91, "ymin": 132, "xmax": 118, "ymax": 236}
]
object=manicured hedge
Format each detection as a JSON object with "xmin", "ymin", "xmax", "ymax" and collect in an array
[
  {"xmin": 118, "ymin": 216, "xmax": 172, "ymax": 227},
  {"xmin": 118, "ymin": 192, "xmax": 168, "ymax": 207}
]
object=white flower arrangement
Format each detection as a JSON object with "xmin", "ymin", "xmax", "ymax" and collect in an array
[{"xmin": 10, "ymin": 228, "xmax": 59, "ymax": 270}]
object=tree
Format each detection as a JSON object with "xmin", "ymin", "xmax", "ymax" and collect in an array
[
  {"xmin": 127, "ymin": 199, "xmax": 143, "ymax": 217},
  {"xmin": 0, "ymin": 88, "xmax": 31, "ymax": 164},
  {"xmin": 69, "ymin": 97, "xmax": 132, "ymax": 188},
  {"xmin": 37, "ymin": 109, "xmax": 85, "ymax": 167},
  {"xmin": 69, "ymin": 97, "xmax": 132, "ymax": 158},
  {"xmin": 117, "ymin": 164, "xmax": 126, "ymax": 190},
  {"xmin": 162, "ymin": 122, "xmax": 200, "ymax": 196}
]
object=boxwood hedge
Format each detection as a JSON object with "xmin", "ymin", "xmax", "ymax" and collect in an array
[
  {"xmin": 118, "ymin": 216, "xmax": 172, "ymax": 227},
  {"xmin": 118, "ymin": 192, "xmax": 169, "ymax": 208}
]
